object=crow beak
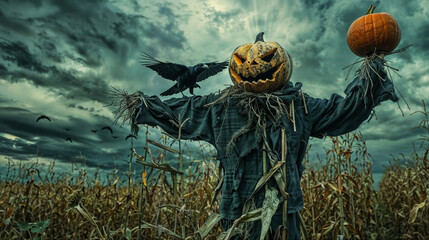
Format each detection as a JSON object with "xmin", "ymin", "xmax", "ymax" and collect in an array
[{"xmin": 203, "ymin": 64, "xmax": 209, "ymax": 69}]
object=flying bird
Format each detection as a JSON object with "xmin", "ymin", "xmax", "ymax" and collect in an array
[
  {"xmin": 66, "ymin": 137, "xmax": 72, "ymax": 143},
  {"xmin": 101, "ymin": 126, "xmax": 113, "ymax": 134},
  {"xmin": 91, "ymin": 129, "xmax": 97, "ymax": 133},
  {"xmin": 125, "ymin": 134, "xmax": 137, "ymax": 141},
  {"xmin": 65, "ymin": 128, "xmax": 71, "ymax": 131},
  {"xmin": 112, "ymin": 136, "xmax": 119, "ymax": 139},
  {"xmin": 36, "ymin": 115, "xmax": 51, "ymax": 122},
  {"xmin": 141, "ymin": 52, "xmax": 228, "ymax": 96}
]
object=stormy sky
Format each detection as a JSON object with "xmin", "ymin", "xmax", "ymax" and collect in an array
[{"xmin": 0, "ymin": 0, "xmax": 427, "ymax": 186}]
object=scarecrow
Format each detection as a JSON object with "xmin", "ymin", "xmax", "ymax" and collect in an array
[{"xmin": 116, "ymin": 7, "xmax": 402, "ymax": 237}]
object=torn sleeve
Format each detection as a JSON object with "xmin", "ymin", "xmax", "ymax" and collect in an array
[
  {"xmin": 133, "ymin": 94, "xmax": 219, "ymax": 144},
  {"xmin": 307, "ymin": 58, "xmax": 399, "ymax": 138}
]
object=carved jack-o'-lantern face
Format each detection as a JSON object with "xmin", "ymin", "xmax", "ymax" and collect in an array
[{"xmin": 228, "ymin": 32, "xmax": 293, "ymax": 93}]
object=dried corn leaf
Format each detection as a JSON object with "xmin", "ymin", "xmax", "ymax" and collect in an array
[
  {"xmin": 250, "ymin": 161, "xmax": 285, "ymax": 200},
  {"xmin": 321, "ymin": 221, "xmax": 335, "ymax": 235},
  {"xmin": 139, "ymin": 219, "xmax": 183, "ymax": 239},
  {"xmin": 147, "ymin": 139, "xmax": 180, "ymax": 154},
  {"xmin": 134, "ymin": 151, "xmax": 144, "ymax": 161},
  {"xmin": 221, "ymin": 208, "xmax": 262, "ymax": 240},
  {"xmin": 124, "ymin": 227, "xmax": 131, "ymax": 240},
  {"xmin": 142, "ymin": 171, "xmax": 147, "ymax": 186},
  {"xmin": 195, "ymin": 213, "xmax": 221, "ymax": 239},
  {"xmin": 217, "ymin": 228, "xmax": 243, "ymax": 240},
  {"xmin": 344, "ymin": 175, "xmax": 360, "ymax": 189},
  {"xmin": 310, "ymin": 184, "xmax": 323, "ymax": 190},
  {"xmin": 337, "ymin": 174, "xmax": 342, "ymax": 194},
  {"xmin": 210, "ymin": 167, "xmax": 224, "ymax": 208},
  {"xmin": 328, "ymin": 182, "xmax": 339, "ymax": 193},
  {"xmin": 260, "ymin": 188, "xmax": 280, "ymax": 240},
  {"xmin": 184, "ymin": 187, "xmax": 201, "ymax": 198},
  {"xmin": 4, "ymin": 208, "xmax": 13, "ymax": 220},
  {"xmin": 344, "ymin": 222, "xmax": 358, "ymax": 235},
  {"xmin": 135, "ymin": 159, "xmax": 183, "ymax": 175},
  {"xmin": 409, "ymin": 201, "xmax": 426, "ymax": 223},
  {"xmin": 113, "ymin": 177, "xmax": 119, "ymax": 186},
  {"xmin": 75, "ymin": 204, "xmax": 98, "ymax": 229},
  {"xmin": 323, "ymin": 187, "xmax": 331, "ymax": 200}
]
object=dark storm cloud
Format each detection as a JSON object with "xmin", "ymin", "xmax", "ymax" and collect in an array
[
  {"xmin": 0, "ymin": 60, "xmax": 112, "ymax": 104},
  {"xmin": 203, "ymin": 6, "xmax": 240, "ymax": 31},
  {"xmin": 0, "ymin": 63, "xmax": 6, "ymax": 72},
  {"xmin": 0, "ymin": 0, "xmax": 152, "ymax": 100},
  {"xmin": 0, "ymin": 135, "xmax": 42, "ymax": 162},
  {"xmin": 416, "ymin": 23, "xmax": 429, "ymax": 49},
  {"xmin": 141, "ymin": 4, "xmax": 188, "ymax": 53},
  {"xmin": 34, "ymin": 32, "xmax": 63, "ymax": 62},
  {"xmin": 142, "ymin": 21, "xmax": 187, "ymax": 53},
  {"xmin": 0, "ymin": 9, "xmax": 35, "ymax": 36},
  {"xmin": 362, "ymin": 123, "xmax": 424, "ymax": 141},
  {"xmin": 158, "ymin": 5, "xmax": 175, "ymax": 16},
  {"xmin": 112, "ymin": 12, "xmax": 143, "ymax": 46},
  {"xmin": 36, "ymin": 16, "xmax": 118, "ymax": 68},
  {"xmin": 0, "ymin": 39, "xmax": 49, "ymax": 73},
  {"xmin": 0, "ymin": 106, "xmax": 134, "ymax": 170},
  {"xmin": 0, "ymin": 0, "xmax": 191, "ymax": 103},
  {"xmin": 67, "ymin": 103, "xmax": 99, "ymax": 113},
  {"xmin": 0, "ymin": 107, "xmax": 84, "ymax": 143},
  {"xmin": 0, "ymin": 96, "xmax": 11, "ymax": 104}
]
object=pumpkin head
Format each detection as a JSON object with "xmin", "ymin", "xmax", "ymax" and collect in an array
[
  {"xmin": 228, "ymin": 32, "xmax": 293, "ymax": 93},
  {"xmin": 347, "ymin": 5, "xmax": 401, "ymax": 57}
]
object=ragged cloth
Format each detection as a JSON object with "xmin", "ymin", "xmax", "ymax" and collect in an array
[{"xmin": 131, "ymin": 58, "xmax": 398, "ymax": 239}]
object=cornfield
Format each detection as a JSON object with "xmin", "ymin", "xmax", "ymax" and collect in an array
[{"xmin": 0, "ymin": 102, "xmax": 428, "ymax": 240}]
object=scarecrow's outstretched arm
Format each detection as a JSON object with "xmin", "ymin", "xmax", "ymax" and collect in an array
[
  {"xmin": 133, "ymin": 94, "xmax": 219, "ymax": 143},
  {"xmin": 307, "ymin": 58, "xmax": 399, "ymax": 138}
]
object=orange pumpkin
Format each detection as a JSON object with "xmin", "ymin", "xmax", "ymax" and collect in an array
[
  {"xmin": 228, "ymin": 32, "xmax": 293, "ymax": 93},
  {"xmin": 346, "ymin": 5, "xmax": 401, "ymax": 57}
]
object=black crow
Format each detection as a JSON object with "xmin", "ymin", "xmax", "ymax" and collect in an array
[
  {"xmin": 66, "ymin": 137, "xmax": 72, "ymax": 143},
  {"xmin": 65, "ymin": 128, "xmax": 71, "ymax": 131},
  {"xmin": 91, "ymin": 129, "xmax": 97, "ymax": 133},
  {"xmin": 125, "ymin": 134, "xmax": 137, "ymax": 141},
  {"xmin": 36, "ymin": 115, "xmax": 51, "ymax": 122},
  {"xmin": 141, "ymin": 53, "xmax": 228, "ymax": 96},
  {"xmin": 101, "ymin": 126, "xmax": 113, "ymax": 134}
]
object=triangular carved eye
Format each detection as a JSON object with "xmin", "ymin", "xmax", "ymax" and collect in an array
[
  {"xmin": 233, "ymin": 54, "xmax": 247, "ymax": 65},
  {"xmin": 261, "ymin": 48, "xmax": 277, "ymax": 62}
]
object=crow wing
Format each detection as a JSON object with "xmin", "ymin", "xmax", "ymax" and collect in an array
[
  {"xmin": 196, "ymin": 61, "xmax": 228, "ymax": 82},
  {"xmin": 36, "ymin": 115, "xmax": 51, "ymax": 122},
  {"xmin": 101, "ymin": 126, "xmax": 113, "ymax": 134},
  {"xmin": 160, "ymin": 84, "xmax": 180, "ymax": 96},
  {"xmin": 140, "ymin": 53, "xmax": 188, "ymax": 81},
  {"xmin": 125, "ymin": 134, "xmax": 137, "ymax": 140}
]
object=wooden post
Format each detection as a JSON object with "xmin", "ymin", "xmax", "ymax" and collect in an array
[{"xmin": 281, "ymin": 128, "xmax": 288, "ymax": 240}]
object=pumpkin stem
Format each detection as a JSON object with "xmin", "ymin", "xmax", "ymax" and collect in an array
[
  {"xmin": 366, "ymin": 5, "xmax": 376, "ymax": 14},
  {"xmin": 255, "ymin": 32, "xmax": 265, "ymax": 43}
]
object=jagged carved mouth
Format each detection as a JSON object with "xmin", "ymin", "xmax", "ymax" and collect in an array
[{"xmin": 230, "ymin": 64, "xmax": 283, "ymax": 84}]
